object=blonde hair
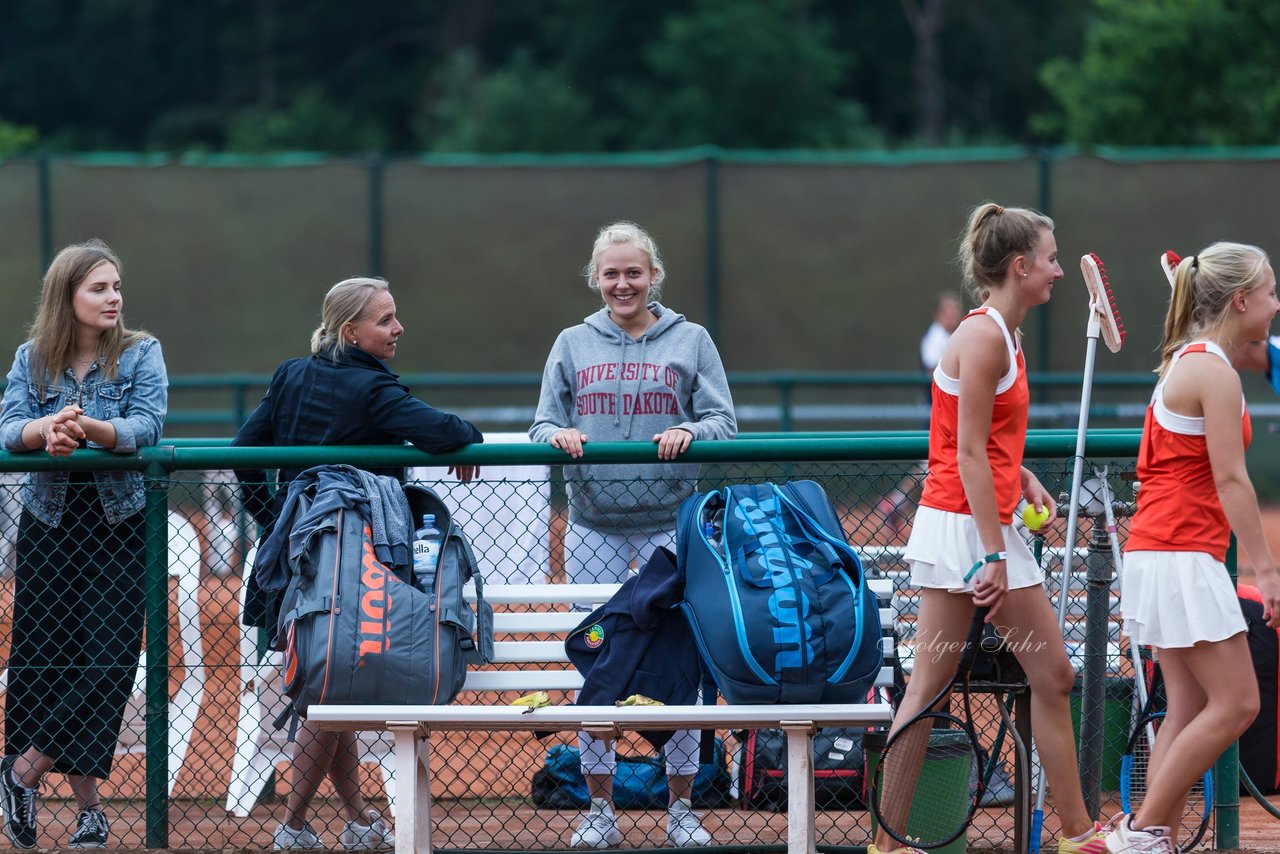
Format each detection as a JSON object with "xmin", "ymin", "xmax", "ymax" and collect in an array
[
  {"xmin": 582, "ymin": 221, "xmax": 666, "ymax": 299},
  {"xmin": 1160, "ymin": 242, "xmax": 1271, "ymax": 373},
  {"xmin": 956, "ymin": 203, "xmax": 1055, "ymax": 303},
  {"xmin": 28, "ymin": 238, "xmax": 149, "ymax": 394},
  {"xmin": 310, "ymin": 277, "xmax": 391, "ymax": 355}
]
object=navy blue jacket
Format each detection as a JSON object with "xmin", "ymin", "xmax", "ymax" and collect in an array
[
  {"xmin": 565, "ymin": 546, "xmax": 700, "ymax": 749},
  {"xmin": 234, "ymin": 344, "xmax": 481, "ymax": 629}
]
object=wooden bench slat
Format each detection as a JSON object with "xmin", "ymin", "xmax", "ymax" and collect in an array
[
  {"xmin": 309, "ymin": 702, "xmax": 895, "ymax": 733},
  {"xmin": 464, "ymin": 670, "xmax": 583, "ymax": 692},
  {"xmin": 472, "ymin": 579, "xmax": 895, "ymax": 605},
  {"xmin": 488, "ymin": 635, "xmax": 896, "ymax": 664},
  {"xmin": 492, "ymin": 612, "xmax": 585, "ymax": 634},
  {"xmin": 460, "ymin": 665, "xmax": 896, "ymax": 693},
  {"xmin": 491, "ymin": 608, "xmax": 896, "ymax": 634}
]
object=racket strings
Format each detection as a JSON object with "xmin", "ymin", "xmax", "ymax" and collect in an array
[{"xmin": 873, "ymin": 711, "xmax": 981, "ymax": 848}]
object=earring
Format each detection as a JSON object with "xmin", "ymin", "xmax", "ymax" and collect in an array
[{"xmin": 1020, "ymin": 271, "xmax": 1028, "ymax": 278}]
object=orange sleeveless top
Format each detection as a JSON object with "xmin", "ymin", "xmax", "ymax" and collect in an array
[
  {"xmin": 919, "ymin": 307, "xmax": 1029, "ymax": 523},
  {"xmin": 1126, "ymin": 342, "xmax": 1251, "ymax": 561}
]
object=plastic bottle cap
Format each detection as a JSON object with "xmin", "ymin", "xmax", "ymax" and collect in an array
[{"xmin": 422, "ymin": 514, "xmax": 435, "ymax": 526}]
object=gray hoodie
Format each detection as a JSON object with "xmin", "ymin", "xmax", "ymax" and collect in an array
[{"xmin": 529, "ymin": 302, "xmax": 736, "ymax": 533}]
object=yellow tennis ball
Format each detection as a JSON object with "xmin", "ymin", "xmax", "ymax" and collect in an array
[{"xmin": 1022, "ymin": 504, "xmax": 1051, "ymax": 532}]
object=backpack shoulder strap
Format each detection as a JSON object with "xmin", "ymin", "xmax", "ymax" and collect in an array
[{"xmin": 446, "ymin": 521, "xmax": 495, "ymax": 665}]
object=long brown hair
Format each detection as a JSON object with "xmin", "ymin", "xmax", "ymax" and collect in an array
[{"xmin": 28, "ymin": 238, "xmax": 150, "ymax": 393}]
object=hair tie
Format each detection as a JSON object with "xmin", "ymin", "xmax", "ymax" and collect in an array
[
  {"xmin": 1189, "ymin": 255, "xmax": 1199, "ymax": 270},
  {"xmin": 994, "ymin": 205, "xmax": 1005, "ymax": 215}
]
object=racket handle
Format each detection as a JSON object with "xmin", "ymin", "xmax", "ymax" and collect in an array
[{"xmin": 1029, "ymin": 809, "xmax": 1044, "ymax": 854}]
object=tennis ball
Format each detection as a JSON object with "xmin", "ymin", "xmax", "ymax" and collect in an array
[{"xmin": 1022, "ymin": 504, "xmax": 1051, "ymax": 532}]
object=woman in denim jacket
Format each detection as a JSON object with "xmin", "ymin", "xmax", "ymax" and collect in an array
[{"xmin": 0, "ymin": 239, "xmax": 167, "ymax": 850}]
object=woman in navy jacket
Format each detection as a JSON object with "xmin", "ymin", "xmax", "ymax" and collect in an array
[{"xmin": 233, "ymin": 276, "xmax": 481, "ymax": 851}]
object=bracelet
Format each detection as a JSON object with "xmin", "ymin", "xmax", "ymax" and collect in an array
[
  {"xmin": 37, "ymin": 418, "xmax": 48, "ymax": 442},
  {"xmin": 964, "ymin": 551, "xmax": 1009, "ymax": 582}
]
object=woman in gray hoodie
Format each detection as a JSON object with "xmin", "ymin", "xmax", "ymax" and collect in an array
[{"xmin": 529, "ymin": 221, "xmax": 736, "ymax": 849}]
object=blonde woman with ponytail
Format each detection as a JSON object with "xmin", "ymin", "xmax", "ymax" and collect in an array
[
  {"xmin": 233, "ymin": 276, "xmax": 482, "ymax": 850},
  {"xmin": 872, "ymin": 203, "xmax": 1107, "ymax": 854},
  {"xmin": 1108, "ymin": 244, "xmax": 1280, "ymax": 853}
]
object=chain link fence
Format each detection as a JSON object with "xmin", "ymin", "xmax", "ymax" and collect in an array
[{"xmin": 0, "ymin": 439, "xmax": 1197, "ymax": 850}]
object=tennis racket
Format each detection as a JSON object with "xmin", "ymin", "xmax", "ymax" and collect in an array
[
  {"xmin": 1035, "ymin": 254, "xmax": 1127, "ymax": 851},
  {"xmin": 1119, "ymin": 709, "xmax": 1212, "ymax": 851},
  {"xmin": 1160, "ymin": 249, "xmax": 1182, "ymax": 288},
  {"xmin": 870, "ymin": 604, "xmax": 988, "ymax": 849}
]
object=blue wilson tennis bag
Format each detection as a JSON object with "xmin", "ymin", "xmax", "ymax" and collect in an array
[{"xmin": 676, "ymin": 480, "xmax": 881, "ymax": 705}]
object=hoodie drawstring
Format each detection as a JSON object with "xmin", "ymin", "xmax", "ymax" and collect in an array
[
  {"xmin": 613, "ymin": 326, "xmax": 651, "ymax": 439},
  {"xmin": 624, "ymin": 336, "xmax": 648, "ymax": 439}
]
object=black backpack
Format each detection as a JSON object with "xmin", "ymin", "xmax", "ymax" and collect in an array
[{"xmin": 738, "ymin": 726, "xmax": 867, "ymax": 811}]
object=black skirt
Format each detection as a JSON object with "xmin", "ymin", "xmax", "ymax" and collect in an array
[{"xmin": 5, "ymin": 472, "xmax": 145, "ymax": 779}]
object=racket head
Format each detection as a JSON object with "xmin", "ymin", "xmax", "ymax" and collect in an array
[
  {"xmin": 1160, "ymin": 250, "xmax": 1182, "ymax": 289},
  {"xmin": 1081, "ymin": 252, "xmax": 1126, "ymax": 353},
  {"xmin": 869, "ymin": 711, "xmax": 983, "ymax": 849},
  {"xmin": 1179, "ymin": 764, "xmax": 1212, "ymax": 852}
]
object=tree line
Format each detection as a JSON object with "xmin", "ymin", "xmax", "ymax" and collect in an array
[{"xmin": 0, "ymin": 0, "xmax": 1274, "ymax": 155}]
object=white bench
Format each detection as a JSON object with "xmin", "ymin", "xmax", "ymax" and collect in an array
[{"xmin": 309, "ymin": 578, "xmax": 896, "ymax": 854}]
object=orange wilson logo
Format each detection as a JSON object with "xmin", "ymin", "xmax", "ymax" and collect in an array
[{"xmin": 357, "ymin": 525, "xmax": 403, "ymax": 663}]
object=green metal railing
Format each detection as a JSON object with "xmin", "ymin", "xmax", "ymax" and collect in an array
[{"xmin": 150, "ymin": 371, "xmax": 1160, "ymax": 434}]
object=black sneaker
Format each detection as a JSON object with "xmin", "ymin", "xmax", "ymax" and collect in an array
[
  {"xmin": 0, "ymin": 757, "xmax": 37, "ymax": 849},
  {"xmin": 68, "ymin": 807, "xmax": 109, "ymax": 848}
]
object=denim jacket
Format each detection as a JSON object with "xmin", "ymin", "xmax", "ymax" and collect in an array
[{"xmin": 0, "ymin": 337, "xmax": 168, "ymax": 526}]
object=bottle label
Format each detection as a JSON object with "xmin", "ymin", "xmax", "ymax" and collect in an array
[{"xmin": 414, "ymin": 540, "xmax": 441, "ymax": 567}]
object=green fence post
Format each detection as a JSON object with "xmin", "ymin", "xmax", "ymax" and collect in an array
[
  {"xmin": 1214, "ymin": 535, "xmax": 1240, "ymax": 849},
  {"xmin": 37, "ymin": 154, "xmax": 53, "ymax": 270},
  {"xmin": 1035, "ymin": 146, "xmax": 1053, "ymax": 391},
  {"xmin": 703, "ymin": 151, "xmax": 721, "ymax": 343},
  {"xmin": 368, "ymin": 154, "xmax": 385, "ymax": 278},
  {"xmin": 144, "ymin": 456, "xmax": 171, "ymax": 848}
]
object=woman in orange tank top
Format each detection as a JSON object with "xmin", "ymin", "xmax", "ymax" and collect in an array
[
  {"xmin": 1107, "ymin": 244, "xmax": 1280, "ymax": 854},
  {"xmin": 871, "ymin": 203, "xmax": 1107, "ymax": 854}
]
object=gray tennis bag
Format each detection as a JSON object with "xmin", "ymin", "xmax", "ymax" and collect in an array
[{"xmin": 276, "ymin": 482, "xmax": 494, "ymax": 734}]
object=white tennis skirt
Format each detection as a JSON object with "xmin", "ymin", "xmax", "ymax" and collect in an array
[
  {"xmin": 1120, "ymin": 550, "xmax": 1246, "ymax": 648},
  {"xmin": 904, "ymin": 506, "xmax": 1043, "ymax": 593}
]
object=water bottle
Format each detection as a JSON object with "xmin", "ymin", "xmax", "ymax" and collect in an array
[
  {"xmin": 702, "ymin": 510, "xmax": 722, "ymax": 549},
  {"xmin": 413, "ymin": 513, "xmax": 443, "ymax": 578}
]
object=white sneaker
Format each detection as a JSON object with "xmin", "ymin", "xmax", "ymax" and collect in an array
[
  {"xmin": 273, "ymin": 822, "xmax": 325, "ymax": 851},
  {"xmin": 341, "ymin": 810, "xmax": 393, "ymax": 851},
  {"xmin": 571, "ymin": 798, "xmax": 621, "ymax": 849},
  {"xmin": 1104, "ymin": 814, "xmax": 1174, "ymax": 854},
  {"xmin": 666, "ymin": 798, "xmax": 711, "ymax": 848}
]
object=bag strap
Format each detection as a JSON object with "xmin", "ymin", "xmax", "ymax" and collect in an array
[
  {"xmin": 447, "ymin": 521, "xmax": 495, "ymax": 665},
  {"xmin": 272, "ymin": 701, "xmax": 302, "ymax": 741},
  {"xmin": 468, "ymin": 565, "xmax": 495, "ymax": 665},
  {"xmin": 281, "ymin": 596, "xmax": 332, "ymax": 624}
]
